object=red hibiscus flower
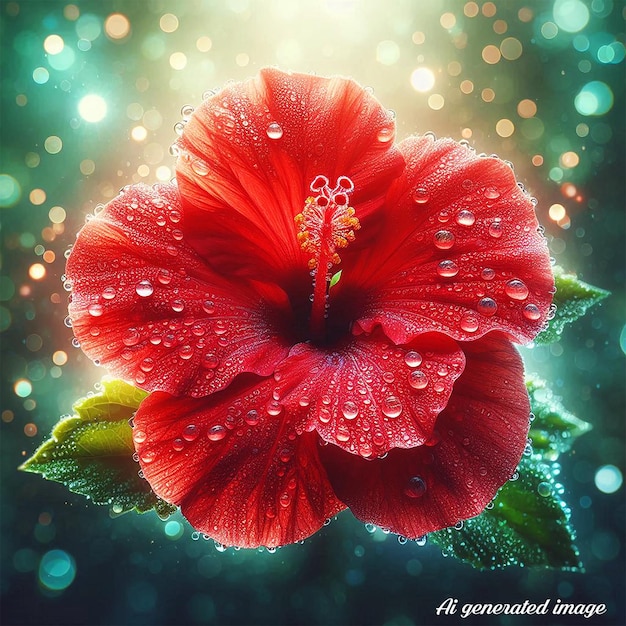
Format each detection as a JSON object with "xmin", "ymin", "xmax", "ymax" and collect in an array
[{"xmin": 66, "ymin": 69, "xmax": 554, "ymax": 548}]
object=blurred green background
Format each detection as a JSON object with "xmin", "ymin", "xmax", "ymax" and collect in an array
[{"xmin": 1, "ymin": 1, "xmax": 624, "ymax": 624}]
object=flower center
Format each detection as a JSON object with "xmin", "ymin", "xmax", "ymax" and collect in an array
[{"xmin": 295, "ymin": 175, "xmax": 360, "ymax": 343}]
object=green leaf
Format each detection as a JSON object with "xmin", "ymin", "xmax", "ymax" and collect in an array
[
  {"xmin": 430, "ymin": 457, "xmax": 582, "ymax": 571},
  {"xmin": 329, "ymin": 269, "xmax": 343, "ymax": 290},
  {"xmin": 20, "ymin": 378, "xmax": 175, "ymax": 518},
  {"xmin": 527, "ymin": 374, "xmax": 592, "ymax": 461},
  {"xmin": 535, "ymin": 266, "xmax": 609, "ymax": 344}
]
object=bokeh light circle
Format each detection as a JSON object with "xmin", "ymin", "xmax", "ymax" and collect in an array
[
  {"xmin": 38, "ymin": 550, "xmax": 77, "ymax": 591},
  {"xmin": 574, "ymin": 81, "xmax": 614, "ymax": 116},
  {"xmin": 553, "ymin": 0, "xmax": 590, "ymax": 33},
  {"xmin": 595, "ymin": 465, "xmax": 623, "ymax": 494},
  {"xmin": 78, "ymin": 94, "xmax": 107, "ymax": 122}
]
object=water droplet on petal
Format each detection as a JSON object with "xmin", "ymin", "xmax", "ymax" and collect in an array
[
  {"xmin": 437, "ymin": 259, "xmax": 459, "ymax": 278},
  {"xmin": 135, "ymin": 279, "xmax": 154, "ymax": 297},
  {"xmin": 123, "ymin": 328, "xmax": 141, "ymax": 346},
  {"xmin": 383, "ymin": 371, "xmax": 395, "ymax": 384},
  {"xmin": 484, "ymin": 186, "xmax": 501, "ymax": 199},
  {"xmin": 133, "ymin": 430, "xmax": 147, "ymax": 444},
  {"xmin": 488, "ymin": 219, "xmax": 503, "ymax": 238},
  {"xmin": 202, "ymin": 352, "xmax": 219, "ymax": 369},
  {"xmin": 178, "ymin": 344, "xmax": 193, "ymax": 360},
  {"xmin": 140, "ymin": 357, "xmax": 155, "ymax": 372},
  {"xmin": 208, "ymin": 425, "xmax": 227, "ymax": 441},
  {"xmin": 245, "ymin": 410, "xmax": 260, "ymax": 426},
  {"xmin": 170, "ymin": 299, "xmax": 185, "ymax": 313},
  {"xmin": 404, "ymin": 351, "xmax": 423, "ymax": 368},
  {"xmin": 266, "ymin": 122, "xmax": 283, "ymax": 139},
  {"xmin": 266, "ymin": 400, "xmax": 283, "ymax": 416},
  {"xmin": 505, "ymin": 279, "xmax": 529, "ymax": 300},
  {"xmin": 460, "ymin": 314, "xmax": 479, "ymax": 333},
  {"xmin": 102, "ymin": 286, "xmax": 117, "ymax": 300},
  {"xmin": 183, "ymin": 424, "xmax": 198, "ymax": 441},
  {"xmin": 408, "ymin": 370, "xmax": 428, "ymax": 390},
  {"xmin": 191, "ymin": 159, "xmax": 209, "ymax": 176},
  {"xmin": 377, "ymin": 125, "xmax": 395, "ymax": 143},
  {"xmin": 140, "ymin": 450, "xmax": 156, "ymax": 464},
  {"xmin": 342, "ymin": 401, "xmax": 358, "ymax": 420},
  {"xmin": 382, "ymin": 395, "xmax": 402, "ymax": 418},
  {"xmin": 404, "ymin": 476, "xmax": 427, "ymax": 498},
  {"xmin": 477, "ymin": 297, "xmax": 497, "ymax": 316},
  {"xmin": 433, "ymin": 230, "xmax": 455, "ymax": 250},
  {"xmin": 456, "ymin": 210, "xmax": 475, "ymax": 226},
  {"xmin": 412, "ymin": 187, "xmax": 430, "ymax": 204},
  {"xmin": 173, "ymin": 438, "xmax": 185, "ymax": 451},
  {"xmin": 481, "ymin": 267, "xmax": 495, "ymax": 280},
  {"xmin": 523, "ymin": 303, "xmax": 541, "ymax": 320},
  {"xmin": 88, "ymin": 303, "xmax": 103, "ymax": 317},
  {"xmin": 157, "ymin": 269, "xmax": 173, "ymax": 285}
]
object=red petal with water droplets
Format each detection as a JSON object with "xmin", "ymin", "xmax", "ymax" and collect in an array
[
  {"xmin": 349, "ymin": 135, "xmax": 554, "ymax": 345},
  {"xmin": 276, "ymin": 332, "xmax": 465, "ymax": 457},
  {"xmin": 66, "ymin": 183, "xmax": 290, "ymax": 397},
  {"xmin": 134, "ymin": 381, "xmax": 345, "ymax": 548},
  {"xmin": 176, "ymin": 68, "xmax": 404, "ymax": 286},
  {"xmin": 320, "ymin": 333, "xmax": 529, "ymax": 537}
]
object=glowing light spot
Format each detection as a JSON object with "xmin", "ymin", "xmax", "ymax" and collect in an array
[
  {"xmin": 500, "ymin": 37, "xmax": 523, "ymax": 60},
  {"xmin": 160, "ymin": 13, "xmax": 179, "ymax": 33},
  {"xmin": 595, "ymin": 465, "xmax": 623, "ymax": 494},
  {"xmin": 410, "ymin": 67, "xmax": 435, "ymax": 92},
  {"xmin": 517, "ymin": 99, "xmax": 537, "ymax": 118},
  {"xmin": 440, "ymin": 12, "xmax": 456, "ymax": 29},
  {"xmin": 32, "ymin": 67, "xmax": 49, "ymax": 84},
  {"xmin": 64, "ymin": 4, "xmax": 79, "ymax": 20},
  {"xmin": 495, "ymin": 118, "xmax": 515, "ymax": 137},
  {"xmin": 460, "ymin": 80, "xmax": 474, "ymax": 94},
  {"xmin": 428, "ymin": 94, "xmax": 445, "ymax": 110},
  {"xmin": 75, "ymin": 14, "xmax": 102, "ymax": 41},
  {"xmin": 532, "ymin": 155, "xmax": 543, "ymax": 166},
  {"xmin": 80, "ymin": 160, "xmax": 95, "ymax": 175},
  {"xmin": 14, "ymin": 379, "xmax": 32, "ymax": 397},
  {"xmin": 29, "ymin": 189, "xmax": 46, "ymax": 205},
  {"xmin": 196, "ymin": 36, "xmax": 212, "ymax": 52},
  {"xmin": 553, "ymin": 0, "xmax": 589, "ymax": 32},
  {"xmin": 411, "ymin": 31, "xmax": 425, "ymax": 45},
  {"xmin": 541, "ymin": 21, "xmax": 559, "ymax": 40},
  {"xmin": 43, "ymin": 250, "xmax": 55, "ymax": 263},
  {"xmin": 574, "ymin": 81, "xmax": 614, "ymax": 116},
  {"xmin": 47, "ymin": 46, "xmax": 75, "ymax": 71},
  {"xmin": 235, "ymin": 52, "xmax": 249, "ymax": 67},
  {"xmin": 38, "ymin": 550, "xmax": 76, "ymax": 591},
  {"xmin": 24, "ymin": 423, "xmax": 38, "ymax": 437},
  {"xmin": 78, "ymin": 94, "xmax": 107, "ymax": 123},
  {"xmin": 104, "ymin": 13, "xmax": 130, "ymax": 40},
  {"xmin": 518, "ymin": 7, "xmax": 534, "ymax": 22},
  {"xmin": 482, "ymin": 45, "xmax": 501, "ymax": 64},
  {"xmin": 131, "ymin": 125, "xmax": 148, "ymax": 141},
  {"xmin": 169, "ymin": 52, "xmax": 187, "ymax": 70},
  {"xmin": 53, "ymin": 350, "xmax": 68, "ymax": 366},
  {"xmin": 164, "ymin": 520, "xmax": 184, "ymax": 539},
  {"xmin": 464, "ymin": 2, "xmax": 479, "ymax": 17},
  {"xmin": 49, "ymin": 206, "xmax": 66, "ymax": 223},
  {"xmin": 156, "ymin": 165, "xmax": 172, "ymax": 181},
  {"xmin": 481, "ymin": 88, "xmax": 495, "ymax": 103},
  {"xmin": 549, "ymin": 203, "xmax": 566, "ymax": 221},
  {"xmin": 376, "ymin": 40, "xmax": 400, "ymax": 65},
  {"xmin": 44, "ymin": 136, "xmax": 63, "ymax": 155},
  {"xmin": 0, "ymin": 174, "xmax": 21, "ymax": 207},
  {"xmin": 493, "ymin": 19, "xmax": 507, "ymax": 34},
  {"xmin": 560, "ymin": 151, "xmax": 580, "ymax": 168},
  {"xmin": 44, "ymin": 34, "xmax": 64, "ymax": 55},
  {"xmin": 482, "ymin": 2, "xmax": 496, "ymax": 17},
  {"xmin": 29, "ymin": 263, "xmax": 46, "ymax": 280}
]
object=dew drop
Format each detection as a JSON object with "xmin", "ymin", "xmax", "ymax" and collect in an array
[
  {"xmin": 298, "ymin": 396, "xmax": 310, "ymax": 407},
  {"xmin": 191, "ymin": 159, "xmax": 209, "ymax": 176},
  {"xmin": 460, "ymin": 314, "xmax": 479, "ymax": 333},
  {"xmin": 173, "ymin": 438, "xmax": 185, "ymax": 452},
  {"xmin": 140, "ymin": 450, "xmax": 156, "ymax": 464},
  {"xmin": 412, "ymin": 187, "xmax": 430, "ymax": 204},
  {"xmin": 456, "ymin": 210, "xmax": 475, "ymax": 226},
  {"xmin": 336, "ymin": 426, "xmax": 350, "ymax": 442},
  {"xmin": 133, "ymin": 430, "xmax": 147, "ymax": 444},
  {"xmin": 342, "ymin": 401, "xmax": 358, "ymax": 420},
  {"xmin": 88, "ymin": 303, "xmax": 103, "ymax": 317},
  {"xmin": 488, "ymin": 219, "xmax": 503, "ymax": 238},
  {"xmin": 266, "ymin": 400, "xmax": 283, "ymax": 416},
  {"xmin": 437, "ymin": 259, "xmax": 459, "ymax": 278},
  {"xmin": 157, "ymin": 269, "xmax": 173, "ymax": 285},
  {"xmin": 279, "ymin": 492, "xmax": 291, "ymax": 508},
  {"xmin": 523, "ymin": 303, "xmax": 541, "ymax": 320},
  {"xmin": 404, "ymin": 476, "xmax": 427, "ymax": 498},
  {"xmin": 178, "ymin": 344, "xmax": 194, "ymax": 360},
  {"xmin": 183, "ymin": 424, "xmax": 198, "ymax": 441},
  {"xmin": 433, "ymin": 230, "xmax": 455, "ymax": 250},
  {"xmin": 202, "ymin": 352, "xmax": 219, "ymax": 369},
  {"xmin": 266, "ymin": 122, "xmax": 283, "ymax": 139},
  {"xmin": 140, "ymin": 357, "xmax": 155, "ymax": 372},
  {"xmin": 484, "ymin": 186, "xmax": 501, "ymax": 199},
  {"xmin": 319, "ymin": 408, "xmax": 331, "ymax": 424},
  {"xmin": 208, "ymin": 425, "xmax": 227, "ymax": 441},
  {"xmin": 481, "ymin": 267, "xmax": 495, "ymax": 280},
  {"xmin": 505, "ymin": 279, "xmax": 529, "ymax": 301},
  {"xmin": 382, "ymin": 371, "xmax": 395, "ymax": 384},
  {"xmin": 170, "ymin": 298, "xmax": 185, "ymax": 313},
  {"xmin": 102, "ymin": 286, "xmax": 117, "ymax": 300},
  {"xmin": 123, "ymin": 328, "xmax": 141, "ymax": 346},
  {"xmin": 537, "ymin": 481, "xmax": 552, "ymax": 497},
  {"xmin": 477, "ymin": 297, "xmax": 497, "ymax": 316},
  {"xmin": 382, "ymin": 395, "xmax": 402, "ymax": 418},
  {"xmin": 404, "ymin": 351, "xmax": 423, "ymax": 368},
  {"xmin": 135, "ymin": 279, "xmax": 154, "ymax": 298},
  {"xmin": 408, "ymin": 370, "xmax": 428, "ymax": 390},
  {"xmin": 377, "ymin": 125, "xmax": 395, "ymax": 143},
  {"xmin": 245, "ymin": 409, "xmax": 260, "ymax": 426}
]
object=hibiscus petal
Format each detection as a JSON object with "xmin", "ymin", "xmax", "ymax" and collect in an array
[
  {"xmin": 274, "ymin": 332, "xmax": 465, "ymax": 457},
  {"xmin": 66, "ymin": 182, "xmax": 290, "ymax": 397},
  {"xmin": 351, "ymin": 135, "xmax": 554, "ymax": 345},
  {"xmin": 176, "ymin": 67, "xmax": 404, "ymax": 285},
  {"xmin": 134, "ymin": 381, "xmax": 345, "ymax": 548},
  {"xmin": 320, "ymin": 333, "xmax": 530, "ymax": 538}
]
